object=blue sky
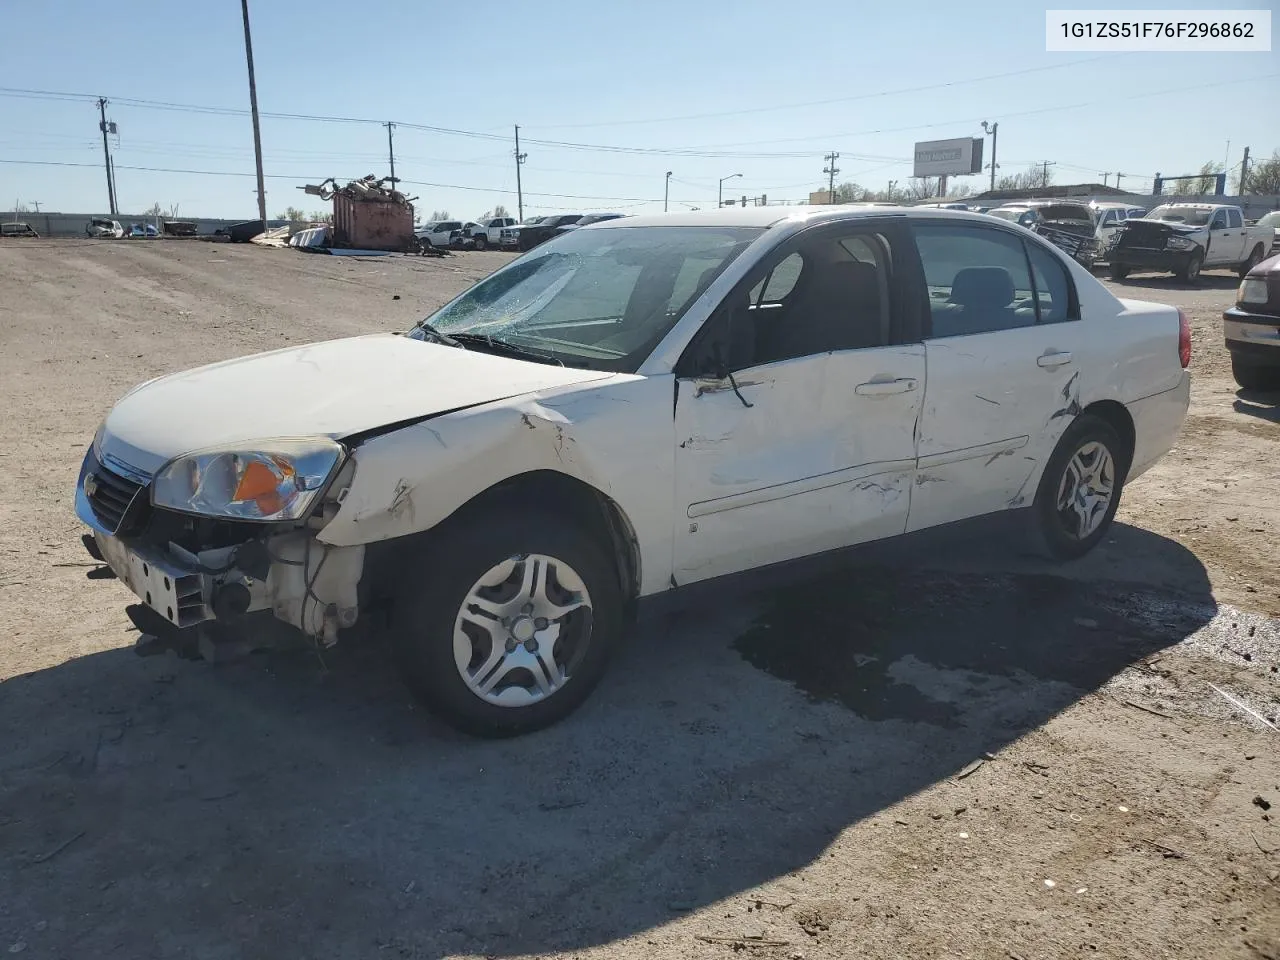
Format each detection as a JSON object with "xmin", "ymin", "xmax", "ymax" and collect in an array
[{"xmin": 2, "ymin": 0, "xmax": 1277, "ymax": 220}]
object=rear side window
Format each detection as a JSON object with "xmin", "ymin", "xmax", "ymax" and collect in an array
[
  {"xmin": 1228, "ymin": 208, "xmax": 1243, "ymax": 228},
  {"xmin": 1025, "ymin": 242, "xmax": 1076, "ymax": 325},
  {"xmin": 915, "ymin": 224, "xmax": 1038, "ymax": 337}
]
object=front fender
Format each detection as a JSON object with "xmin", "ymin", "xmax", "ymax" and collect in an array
[{"xmin": 316, "ymin": 375, "xmax": 677, "ymax": 596}]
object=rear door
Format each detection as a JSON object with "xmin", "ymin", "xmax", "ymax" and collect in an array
[
  {"xmin": 905, "ymin": 219, "xmax": 1089, "ymax": 531},
  {"xmin": 672, "ymin": 219, "xmax": 926, "ymax": 583}
]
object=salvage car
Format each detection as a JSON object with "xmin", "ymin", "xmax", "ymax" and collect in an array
[
  {"xmin": 1223, "ymin": 251, "xmax": 1280, "ymax": 390},
  {"xmin": 86, "ymin": 218, "xmax": 124, "ymax": 238},
  {"xmin": 509, "ymin": 213, "xmax": 585, "ymax": 251},
  {"xmin": 554, "ymin": 212, "xmax": 626, "ymax": 235},
  {"xmin": 987, "ymin": 201, "xmax": 1099, "ymax": 267},
  {"xmin": 1109, "ymin": 203, "xmax": 1271, "ymax": 283},
  {"xmin": 75, "ymin": 207, "xmax": 1191, "ymax": 737},
  {"xmin": 0, "ymin": 221, "xmax": 39, "ymax": 238}
]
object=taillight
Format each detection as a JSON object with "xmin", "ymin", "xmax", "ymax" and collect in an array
[{"xmin": 1177, "ymin": 308, "xmax": 1191, "ymax": 369}]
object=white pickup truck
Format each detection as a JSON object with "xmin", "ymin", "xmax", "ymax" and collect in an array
[{"xmin": 1109, "ymin": 202, "xmax": 1272, "ymax": 284}]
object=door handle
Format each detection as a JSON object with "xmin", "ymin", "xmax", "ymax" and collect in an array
[
  {"xmin": 855, "ymin": 377, "xmax": 918, "ymax": 396},
  {"xmin": 1037, "ymin": 351, "xmax": 1073, "ymax": 368}
]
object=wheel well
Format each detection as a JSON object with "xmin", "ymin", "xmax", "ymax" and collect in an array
[
  {"xmin": 448, "ymin": 471, "xmax": 641, "ymax": 609},
  {"xmin": 1080, "ymin": 400, "xmax": 1135, "ymax": 472}
]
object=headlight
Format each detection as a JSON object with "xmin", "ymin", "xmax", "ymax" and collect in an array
[
  {"xmin": 1167, "ymin": 236, "xmax": 1197, "ymax": 250},
  {"xmin": 152, "ymin": 439, "xmax": 344, "ymax": 521},
  {"xmin": 1239, "ymin": 277, "xmax": 1269, "ymax": 305}
]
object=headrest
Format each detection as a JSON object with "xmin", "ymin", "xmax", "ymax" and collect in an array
[{"xmin": 949, "ymin": 267, "xmax": 1014, "ymax": 310}]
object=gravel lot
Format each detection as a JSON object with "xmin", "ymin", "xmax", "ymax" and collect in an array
[{"xmin": 1, "ymin": 239, "xmax": 1277, "ymax": 960}]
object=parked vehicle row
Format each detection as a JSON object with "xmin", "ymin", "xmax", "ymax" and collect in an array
[
  {"xmin": 417, "ymin": 213, "xmax": 629, "ymax": 252},
  {"xmin": 75, "ymin": 206, "xmax": 1191, "ymax": 737}
]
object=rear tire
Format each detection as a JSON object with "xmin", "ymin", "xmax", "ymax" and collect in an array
[
  {"xmin": 1109, "ymin": 263, "xmax": 1130, "ymax": 280},
  {"xmin": 1238, "ymin": 245, "xmax": 1265, "ymax": 278},
  {"xmin": 1175, "ymin": 252, "xmax": 1203, "ymax": 284},
  {"xmin": 391, "ymin": 508, "xmax": 624, "ymax": 738},
  {"xmin": 1028, "ymin": 414, "xmax": 1129, "ymax": 561},
  {"xmin": 1231, "ymin": 356, "xmax": 1280, "ymax": 391},
  {"xmin": 474, "ymin": 235, "xmax": 488, "ymax": 251}
]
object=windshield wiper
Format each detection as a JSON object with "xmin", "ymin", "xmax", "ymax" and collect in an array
[
  {"xmin": 409, "ymin": 321, "xmax": 463, "ymax": 347},
  {"xmin": 448, "ymin": 332, "xmax": 565, "ymax": 366}
]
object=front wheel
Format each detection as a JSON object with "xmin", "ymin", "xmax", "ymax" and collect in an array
[
  {"xmin": 1231, "ymin": 355, "xmax": 1280, "ymax": 391},
  {"xmin": 1175, "ymin": 252, "xmax": 1203, "ymax": 284},
  {"xmin": 473, "ymin": 235, "xmax": 488, "ymax": 251},
  {"xmin": 1029, "ymin": 415, "xmax": 1128, "ymax": 561},
  {"xmin": 391, "ymin": 510, "xmax": 624, "ymax": 738},
  {"xmin": 1109, "ymin": 263, "xmax": 1130, "ymax": 280}
]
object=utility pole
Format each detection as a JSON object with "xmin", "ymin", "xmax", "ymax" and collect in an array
[
  {"xmin": 664, "ymin": 170, "xmax": 672, "ymax": 212},
  {"xmin": 981, "ymin": 121, "xmax": 998, "ymax": 192},
  {"xmin": 823, "ymin": 151, "xmax": 840, "ymax": 202},
  {"xmin": 1239, "ymin": 146, "xmax": 1251, "ymax": 194},
  {"xmin": 1099, "ymin": 172, "xmax": 1111, "ymax": 187},
  {"xmin": 240, "ymin": 0, "xmax": 268, "ymax": 234},
  {"xmin": 1115, "ymin": 172, "xmax": 1125, "ymax": 190},
  {"xmin": 1040, "ymin": 160, "xmax": 1056, "ymax": 187},
  {"xmin": 887, "ymin": 180, "xmax": 897, "ymax": 201},
  {"xmin": 385, "ymin": 122, "xmax": 396, "ymax": 188},
  {"xmin": 109, "ymin": 155, "xmax": 118, "ymax": 213},
  {"xmin": 513, "ymin": 124, "xmax": 527, "ymax": 222},
  {"xmin": 96, "ymin": 98, "xmax": 117, "ymax": 215}
]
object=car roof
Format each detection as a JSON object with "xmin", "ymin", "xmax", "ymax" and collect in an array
[{"xmin": 589, "ymin": 204, "xmax": 1017, "ymax": 230}]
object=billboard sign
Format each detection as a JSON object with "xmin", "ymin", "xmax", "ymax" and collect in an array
[{"xmin": 913, "ymin": 138, "xmax": 984, "ymax": 178}]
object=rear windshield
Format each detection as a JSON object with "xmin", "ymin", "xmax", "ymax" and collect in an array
[
  {"xmin": 1148, "ymin": 205, "xmax": 1212, "ymax": 226},
  {"xmin": 418, "ymin": 225, "xmax": 763, "ymax": 373}
]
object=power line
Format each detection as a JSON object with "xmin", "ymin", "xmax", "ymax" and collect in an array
[{"xmin": 534, "ymin": 55, "xmax": 1121, "ymax": 128}]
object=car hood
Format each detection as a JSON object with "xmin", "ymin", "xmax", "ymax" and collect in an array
[{"xmin": 100, "ymin": 333, "xmax": 614, "ymax": 473}]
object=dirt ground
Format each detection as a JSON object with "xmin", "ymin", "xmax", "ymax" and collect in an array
[{"xmin": 0, "ymin": 238, "xmax": 1277, "ymax": 960}]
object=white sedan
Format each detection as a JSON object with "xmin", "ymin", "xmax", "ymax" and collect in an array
[{"xmin": 75, "ymin": 207, "xmax": 1191, "ymax": 736}]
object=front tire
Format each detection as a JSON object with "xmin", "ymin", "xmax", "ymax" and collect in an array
[
  {"xmin": 474, "ymin": 235, "xmax": 488, "ymax": 251},
  {"xmin": 391, "ymin": 509, "xmax": 624, "ymax": 738},
  {"xmin": 1029, "ymin": 414, "xmax": 1128, "ymax": 561},
  {"xmin": 1175, "ymin": 252, "xmax": 1203, "ymax": 284},
  {"xmin": 1109, "ymin": 263, "xmax": 1130, "ymax": 281},
  {"xmin": 1231, "ymin": 355, "xmax": 1280, "ymax": 391}
]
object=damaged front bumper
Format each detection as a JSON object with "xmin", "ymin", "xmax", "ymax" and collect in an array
[{"xmin": 76, "ymin": 446, "xmax": 366, "ymax": 650}]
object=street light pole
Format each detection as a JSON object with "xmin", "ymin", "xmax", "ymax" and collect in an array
[
  {"xmin": 718, "ymin": 173, "xmax": 742, "ymax": 208},
  {"xmin": 240, "ymin": 0, "xmax": 268, "ymax": 234},
  {"xmin": 664, "ymin": 171, "xmax": 672, "ymax": 212},
  {"xmin": 982, "ymin": 120, "xmax": 999, "ymax": 193}
]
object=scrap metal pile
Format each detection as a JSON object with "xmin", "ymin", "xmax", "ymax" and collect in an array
[{"xmin": 299, "ymin": 175, "xmax": 439, "ymax": 255}]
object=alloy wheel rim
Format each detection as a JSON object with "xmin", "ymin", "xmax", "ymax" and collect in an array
[
  {"xmin": 453, "ymin": 553, "xmax": 593, "ymax": 708},
  {"xmin": 1055, "ymin": 440, "xmax": 1116, "ymax": 540}
]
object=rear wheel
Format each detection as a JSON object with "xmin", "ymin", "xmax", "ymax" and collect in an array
[
  {"xmin": 1175, "ymin": 252, "xmax": 1203, "ymax": 284},
  {"xmin": 1109, "ymin": 263, "xmax": 1130, "ymax": 280},
  {"xmin": 391, "ymin": 509, "xmax": 624, "ymax": 738},
  {"xmin": 1238, "ymin": 245, "xmax": 1265, "ymax": 278},
  {"xmin": 474, "ymin": 235, "xmax": 488, "ymax": 251},
  {"xmin": 1231, "ymin": 356, "xmax": 1280, "ymax": 391},
  {"xmin": 1029, "ymin": 414, "xmax": 1128, "ymax": 561}
]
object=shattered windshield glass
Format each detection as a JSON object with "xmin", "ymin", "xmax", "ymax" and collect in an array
[
  {"xmin": 1148, "ymin": 206, "xmax": 1212, "ymax": 226},
  {"xmin": 417, "ymin": 225, "xmax": 763, "ymax": 372}
]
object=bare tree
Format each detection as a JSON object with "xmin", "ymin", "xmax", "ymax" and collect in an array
[
  {"xmin": 833, "ymin": 182, "xmax": 872, "ymax": 203},
  {"xmin": 275, "ymin": 206, "xmax": 307, "ymax": 221},
  {"xmin": 429, "ymin": 209, "xmax": 451, "ymax": 220},
  {"xmin": 1244, "ymin": 150, "xmax": 1280, "ymax": 194},
  {"xmin": 994, "ymin": 165, "xmax": 1054, "ymax": 193},
  {"xmin": 308, "ymin": 210, "xmax": 334, "ymax": 224},
  {"xmin": 143, "ymin": 202, "xmax": 164, "ymax": 217},
  {"xmin": 1170, "ymin": 162, "xmax": 1225, "ymax": 196},
  {"xmin": 493, "ymin": 203, "xmax": 510, "ymax": 218},
  {"xmin": 904, "ymin": 178, "xmax": 938, "ymax": 200},
  {"xmin": 166, "ymin": 203, "xmax": 180, "ymax": 219}
]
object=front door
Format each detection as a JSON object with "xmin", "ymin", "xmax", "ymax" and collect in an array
[
  {"xmin": 672, "ymin": 220, "xmax": 925, "ymax": 585},
  {"xmin": 1205, "ymin": 208, "xmax": 1243, "ymax": 266},
  {"xmin": 906, "ymin": 220, "xmax": 1089, "ymax": 532}
]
